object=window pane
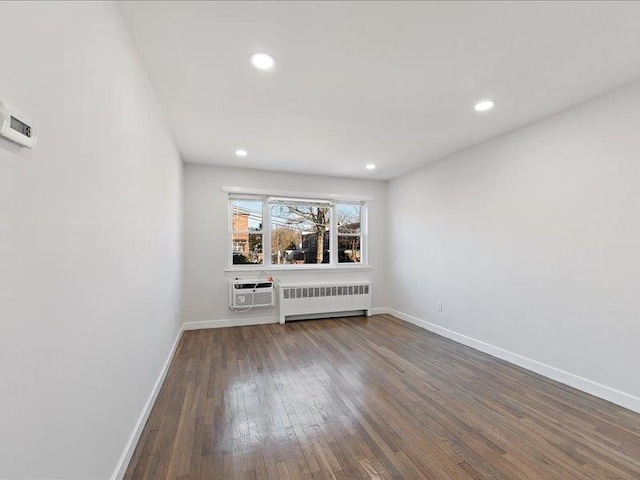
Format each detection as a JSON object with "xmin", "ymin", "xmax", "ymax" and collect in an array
[
  {"xmin": 270, "ymin": 204, "xmax": 331, "ymax": 264},
  {"xmin": 338, "ymin": 235, "xmax": 361, "ymax": 263},
  {"xmin": 232, "ymin": 199, "xmax": 262, "ymax": 232},
  {"xmin": 337, "ymin": 204, "xmax": 361, "ymax": 234},
  {"xmin": 232, "ymin": 233, "xmax": 263, "ymax": 264},
  {"xmin": 271, "ymin": 225, "xmax": 302, "ymax": 265}
]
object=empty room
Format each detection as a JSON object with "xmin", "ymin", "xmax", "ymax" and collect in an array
[{"xmin": 2, "ymin": 1, "xmax": 640, "ymax": 479}]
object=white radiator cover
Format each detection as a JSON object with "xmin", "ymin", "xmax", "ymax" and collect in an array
[{"xmin": 277, "ymin": 281, "xmax": 372, "ymax": 324}]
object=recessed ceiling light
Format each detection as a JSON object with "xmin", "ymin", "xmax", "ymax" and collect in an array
[
  {"xmin": 235, "ymin": 149, "xmax": 248, "ymax": 157},
  {"xmin": 366, "ymin": 164, "xmax": 376, "ymax": 170},
  {"xmin": 474, "ymin": 99, "xmax": 495, "ymax": 112},
  {"xmin": 250, "ymin": 52, "xmax": 276, "ymax": 71}
]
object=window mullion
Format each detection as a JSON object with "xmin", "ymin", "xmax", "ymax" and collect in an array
[
  {"xmin": 228, "ymin": 199, "xmax": 233, "ymax": 268},
  {"xmin": 330, "ymin": 203, "xmax": 338, "ymax": 266},
  {"xmin": 362, "ymin": 203, "xmax": 368, "ymax": 265},
  {"xmin": 263, "ymin": 198, "xmax": 271, "ymax": 268}
]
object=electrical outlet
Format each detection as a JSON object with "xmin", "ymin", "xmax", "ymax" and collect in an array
[{"xmin": 436, "ymin": 301, "xmax": 443, "ymax": 312}]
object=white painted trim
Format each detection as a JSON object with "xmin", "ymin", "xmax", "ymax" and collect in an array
[
  {"xmin": 183, "ymin": 315, "xmax": 279, "ymax": 330},
  {"xmin": 111, "ymin": 328, "xmax": 184, "ymax": 480},
  {"xmin": 371, "ymin": 307, "xmax": 390, "ymax": 315},
  {"xmin": 184, "ymin": 310, "xmax": 383, "ymax": 330},
  {"xmin": 387, "ymin": 308, "xmax": 640, "ymax": 414},
  {"xmin": 221, "ymin": 185, "xmax": 373, "ymax": 202}
]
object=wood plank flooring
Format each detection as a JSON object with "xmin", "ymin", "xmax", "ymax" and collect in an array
[{"xmin": 124, "ymin": 314, "xmax": 640, "ymax": 479}]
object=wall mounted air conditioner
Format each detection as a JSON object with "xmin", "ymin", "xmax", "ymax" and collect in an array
[{"xmin": 229, "ymin": 280, "xmax": 275, "ymax": 309}]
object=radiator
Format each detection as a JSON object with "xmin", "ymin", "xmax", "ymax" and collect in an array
[{"xmin": 277, "ymin": 281, "xmax": 372, "ymax": 324}]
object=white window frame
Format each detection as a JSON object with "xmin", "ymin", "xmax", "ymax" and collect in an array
[
  {"xmin": 228, "ymin": 195, "xmax": 266, "ymax": 267},
  {"xmin": 228, "ymin": 193, "xmax": 369, "ymax": 270},
  {"xmin": 335, "ymin": 201, "xmax": 366, "ymax": 265}
]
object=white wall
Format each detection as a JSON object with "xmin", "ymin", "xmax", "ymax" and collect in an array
[
  {"xmin": 183, "ymin": 164, "xmax": 386, "ymax": 325},
  {"xmin": 388, "ymin": 80, "xmax": 640, "ymax": 411},
  {"xmin": 0, "ymin": 3, "xmax": 182, "ymax": 479}
]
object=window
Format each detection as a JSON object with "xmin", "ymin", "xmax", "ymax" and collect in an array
[
  {"xmin": 271, "ymin": 200, "xmax": 332, "ymax": 265},
  {"xmin": 229, "ymin": 194, "xmax": 367, "ymax": 268},
  {"xmin": 337, "ymin": 203, "xmax": 362, "ymax": 263},
  {"xmin": 231, "ymin": 198, "xmax": 263, "ymax": 265}
]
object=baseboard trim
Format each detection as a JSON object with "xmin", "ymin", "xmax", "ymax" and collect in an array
[
  {"xmin": 387, "ymin": 308, "xmax": 640, "ymax": 414},
  {"xmin": 184, "ymin": 310, "xmax": 388, "ymax": 330},
  {"xmin": 183, "ymin": 315, "xmax": 279, "ymax": 330},
  {"xmin": 371, "ymin": 307, "xmax": 390, "ymax": 315},
  {"xmin": 110, "ymin": 327, "xmax": 184, "ymax": 480}
]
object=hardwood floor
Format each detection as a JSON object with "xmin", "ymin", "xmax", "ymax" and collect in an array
[{"xmin": 124, "ymin": 315, "xmax": 640, "ymax": 480}]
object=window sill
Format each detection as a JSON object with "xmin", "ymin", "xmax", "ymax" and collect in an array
[{"xmin": 225, "ymin": 265, "xmax": 371, "ymax": 273}]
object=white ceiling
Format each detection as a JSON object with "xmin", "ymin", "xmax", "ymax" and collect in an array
[{"xmin": 118, "ymin": 1, "xmax": 640, "ymax": 180}]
